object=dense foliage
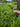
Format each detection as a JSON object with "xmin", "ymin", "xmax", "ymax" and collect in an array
[{"xmin": 0, "ymin": 3, "xmax": 20, "ymax": 27}]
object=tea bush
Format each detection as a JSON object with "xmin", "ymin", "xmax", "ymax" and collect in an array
[{"xmin": 0, "ymin": 3, "xmax": 20, "ymax": 27}]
